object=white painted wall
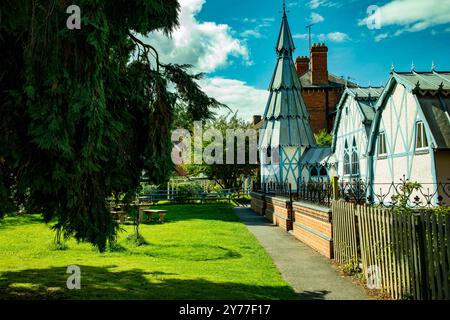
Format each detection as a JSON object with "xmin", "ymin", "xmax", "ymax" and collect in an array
[
  {"xmin": 370, "ymin": 83, "xmax": 436, "ymax": 203},
  {"xmin": 335, "ymin": 95, "xmax": 370, "ymax": 182}
]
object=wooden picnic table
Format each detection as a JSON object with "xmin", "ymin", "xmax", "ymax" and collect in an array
[
  {"xmin": 110, "ymin": 210, "xmax": 128, "ymax": 223},
  {"xmin": 140, "ymin": 209, "xmax": 167, "ymax": 223}
]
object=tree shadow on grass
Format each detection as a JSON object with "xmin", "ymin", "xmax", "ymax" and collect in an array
[
  {"xmin": 0, "ymin": 215, "xmax": 45, "ymax": 229},
  {"xmin": 0, "ymin": 265, "xmax": 297, "ymax": 300},
  {"xmin": 140, "ymin": 243, "xmax": 242, "ymax": 261}
]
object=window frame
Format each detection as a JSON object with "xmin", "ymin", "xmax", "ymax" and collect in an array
[
  {"xmin": 415, "ymin": 121, "xmax": 429, "ymax": 151},
  {"xmin": 343, "ymin": 140, "xmax": 351, "ymax": 176},
  {"xmin": 377, "ymin": 131, "xmax": 387, "ymax": 157},
  {"xmin": 351, "ymin": 138, "xmax": 360, "ymax": 177}
]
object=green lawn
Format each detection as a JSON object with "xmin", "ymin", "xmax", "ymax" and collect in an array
[{"xmin": 0, "ymin": 203, "xmax": 296, "ymax": 299}]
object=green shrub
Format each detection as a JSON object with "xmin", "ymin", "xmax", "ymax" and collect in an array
[
  {"xmin": 174, "ymin": 182, "xmax": 203, "ymax": 203},
  {"xmin": 126, "ymin": 233, "xmax": 148, "ymax": 246},
  {"xmin": 141, "ymin": 184, "xmax": 160, "ymax": 195},
  {"xmin": 342, "ymin": 258, "xmax": 361, "ymax": 276}
]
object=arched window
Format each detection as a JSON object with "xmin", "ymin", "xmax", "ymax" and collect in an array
[
  {"xmin": 319, "ymin": 166, "xmax": 328, "ymax": 176},
  {"xmin": 351, "ymin": 138, "xmax": 360, "ymax": 176},
  {"xmin": 266, "ymin": 146, "xmax": 271, "ymax": 158},
  {"xmin": 343, "ymin": 140, "xmax": 350, "ymax": 175},
  {"xmin": 310, "ymin": 167, "xmax": 318, "ymax": 177}
]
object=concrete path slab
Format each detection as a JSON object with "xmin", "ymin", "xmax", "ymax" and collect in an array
[{"xmin": 234, "ymin": 207, "xmax": 370, "ymax": 300}]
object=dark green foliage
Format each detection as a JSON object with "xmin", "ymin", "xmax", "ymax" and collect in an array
[
  {"xmin": 314, "ymin": 129, "xmax": 333, "ymax": 147},
  {"xmin": 0, "ymin": 0, "xmax": 220, "ymax": 251}
]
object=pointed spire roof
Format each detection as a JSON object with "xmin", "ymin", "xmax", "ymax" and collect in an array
[
  {"xmin": 260, "ymin": 5, "xmax": 316, "ymax": 149},
  {"xmin": 276, "ymin": 3, "xmax": 295, "ymax": 56}
]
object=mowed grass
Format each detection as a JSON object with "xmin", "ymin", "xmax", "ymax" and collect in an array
[{"xmin": 0, "ymin": 203, "xmax": 296, "ymax": 300}]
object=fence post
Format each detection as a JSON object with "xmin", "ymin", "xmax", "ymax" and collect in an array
[
  {"xmin": 331, "ymin": 176, "xmax": 339, "ymax": 201},
  {"xmin": 416, "ymin": 213, "xmax": 429, "ymax": 300},
  {"xmin": 289, "ymin": 183, "xmax": 292, "ymax": 203}
]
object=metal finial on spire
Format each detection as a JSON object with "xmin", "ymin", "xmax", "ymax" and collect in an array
[
  {"xmin": 390, "ymin": 62, "xmax": 395, "ymax": 72},
  {"xmin": 411, "ymin": 61, "xmax": 415, "ymax": 72},
  {"xmin": 275, "ymin": 1, "xmax": 295, "ymax": 55},
  {"xmin": 431, "ymin": 61, "xmax": 436, "ymax": 72}
]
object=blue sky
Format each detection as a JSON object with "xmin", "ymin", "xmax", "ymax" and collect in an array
[{"xmin": 147, "ymin": 0, "xmax": 450, "ymax": 121}]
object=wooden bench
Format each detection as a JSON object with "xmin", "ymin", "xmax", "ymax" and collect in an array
[{"xmin": 140, "ymin": 209, "xmax": 168, "ymax": 223}]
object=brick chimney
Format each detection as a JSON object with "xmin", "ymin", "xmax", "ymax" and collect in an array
[
  {"xmin": 310, "ymin": 43, "xmax": 328, "ymax": 85},
  {"xmin": 295, "ymin": 56, "xmax": 309, "ymax": 77}
]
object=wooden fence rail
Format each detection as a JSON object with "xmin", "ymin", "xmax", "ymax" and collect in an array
[{"xmin": 332, "ymin": 200, "xmax": 450, "ymax": 300}]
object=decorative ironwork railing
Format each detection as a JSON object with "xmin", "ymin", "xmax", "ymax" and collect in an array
[
  {"xmin": 296, "ymin": 178, "xmax": 332, "ymax": 207},
  {"xmin": 252, "ymin": 182, "xmax": 292, "ymax": 198},
  {"xmin": 252, "ymin": 176, "xmax": 450, "ymax": 209},
  {"xmin": 251, "ymin": 179, "xmax": 332, "ymax": 207},
  {"xmin": 339, "ymin": 176, "xmax": 450, "ymax": 209}
]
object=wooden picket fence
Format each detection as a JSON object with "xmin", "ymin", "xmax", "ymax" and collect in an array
[
  {"xmin": 332, "ymin": 200, "xmax": 450, "ymax": 300},
  {"xmin": 331, "ymin": 201, "xmax": 359, "ymax": 265}
]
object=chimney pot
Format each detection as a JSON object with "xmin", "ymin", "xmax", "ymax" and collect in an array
[{"xmin": 295, "ymin": 56, "xmax": 310, "ymax": 77}]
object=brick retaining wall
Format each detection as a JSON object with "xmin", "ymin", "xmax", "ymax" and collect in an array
[
  {"xmin": 292, "ymin": 201, "xmax": 333, "ymax": 258},
  {"xmin": 249, "ymin": 193, "xmax": 333, "ymax": 258},
  {"xmin": 265, "ymin": 196, "xmax": 293, "ymax": 231},
  {"xmin": 250, "ymin": 192, "xmax": 265, "ymax": 215}
]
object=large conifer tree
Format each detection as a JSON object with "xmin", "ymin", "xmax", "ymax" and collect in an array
[{"xmin": 0, "ymin": 0, "xmax": 221, "ymax": 251}]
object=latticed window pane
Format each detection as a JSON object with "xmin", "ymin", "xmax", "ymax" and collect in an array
[
  {"xmin": 344, "ymin": 153, "xmax": 350, "ymax": 175},
  {"xmin": 416, "ymin": 121, "xmax": 428, "ymax": 149},
  {"xmin": 351, "ymin": 152, "xmax": 360, "ymax": 176},
  {"xmin": 351, "ymin": 138, "xmax": 360, "ymax": 176},
  {"xmin": 416, "ymin": 123, "xmax": 422, "ymax": 148},
  {"xmin": 378, "ymin": 132, "xmax": 387, "ymax": 155}
]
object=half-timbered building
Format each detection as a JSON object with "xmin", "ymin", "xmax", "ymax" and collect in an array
[
  {"xmin": 366, "ymin": 69, "xmax": 450, "ymax": 204},
  {"xmin": 331, "ymin": 86, "xmax": 383, "ymax": 182}
]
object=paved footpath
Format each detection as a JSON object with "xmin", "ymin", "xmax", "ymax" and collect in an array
[{"xmin": 234, "ymin": 207, "xmax": 370, "ymax": 300}]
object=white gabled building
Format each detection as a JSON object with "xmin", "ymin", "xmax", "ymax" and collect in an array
[
  {"xmin": 366, "ymin": 70, "xmax": 450, "ymax": 204},
  {"xmin": 331, "ymin": 86, "xmax": 383, "ymax": 182}
]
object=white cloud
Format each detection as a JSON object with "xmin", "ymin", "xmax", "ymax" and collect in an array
[
  {"xmin": 146, "ymin": 0, "xmax": 250, "ymax": 73},
  {"xmin": 359, "ymin": 0, "xmax": 450, "ymax": 36},
  {"xmin": 310, "ymin": 12, "xmax": 325, "ymax": 24},
  {"xmin": 374, "ymin": 33, "xmax": 389, "ymax": 42},
  {"xmin": 309, "ymin": 0, "xmax": 321, "ymax": 9},
  {"xmin": 141, "ymin": 0, "xmax": 269, "ymax": 121},
  {"xmin": 307, "ymin": 0, "xmax": 338, "ymax": 9},
  {"xmin": 240, "ymin": 17, "xmax": 275, "ymax": 39},
  {"xmin": 241, "ymin": 29, "xmax": 262, "ymax": 39},
  {"xmin": 317, "ymin": 32, "xmax": 350, "ymax": 42},
  {"xmin": 199, "ymin": 78, "xmax": 269, "ymax": 121},
  {"xmin": 327, "ymin": 32, "xmax": 350, "ymax": 42}
]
